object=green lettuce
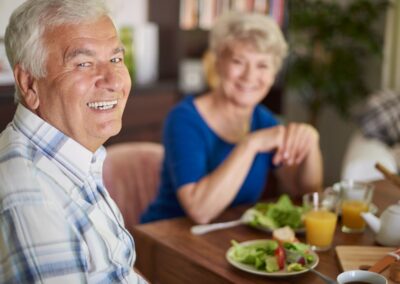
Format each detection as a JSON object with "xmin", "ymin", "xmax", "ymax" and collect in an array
[
  {"xmin": 230, "ymin": 240, "xmax": 278, "ymax": 270},
  {"xmin": 250, "ymin": 194, "xmax": 304, "ymax": 229}
]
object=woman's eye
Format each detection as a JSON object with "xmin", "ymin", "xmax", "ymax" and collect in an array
[
  {"xmin": 111, "ymin": 57, "xmax": 123, "ymax": 63},
  {"xmin": 258, "ymin": 63, "xmax": 269, "ymax": 69},
  {"xmin": 77, "ymin": 62, "xmax": 91, "ymax": 68},
  {"xmin": 231, "ymin": 58, "xmax": 243, "ymax": 65}
]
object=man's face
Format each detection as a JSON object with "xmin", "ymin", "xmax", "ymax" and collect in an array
[{"xmin": 35, "ymin": 16, "xmax": 131, "ymax": 152}]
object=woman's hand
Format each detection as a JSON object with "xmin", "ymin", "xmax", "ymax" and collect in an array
[
  {"xmin": 249, "ymin": 123, "xmax": 319, "ymax": 166},
  {"xmin": 274, "ymin": 123, "xmax": 323, "ymax": 196},
  {"xmin": 247, "ymin": 125, "xmax": 286, "ymax": 154},
  {"xmin": 275, "ymin": 123, "xmax": 319, "ymax": 166}
]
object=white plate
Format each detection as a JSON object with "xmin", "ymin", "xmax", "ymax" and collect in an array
[{"xmin": 226, "ymin": 239, "xmax": 319, "ymax": 277}]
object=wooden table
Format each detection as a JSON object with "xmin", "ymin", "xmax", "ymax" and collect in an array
[{"xmin": 132, "ymin": 180, "xmax": 400, "ymax": 284}]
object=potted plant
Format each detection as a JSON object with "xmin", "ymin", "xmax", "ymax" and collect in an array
[{"xmin": 285, "ymin": 0, "xmax": 388, "ymax": 126}]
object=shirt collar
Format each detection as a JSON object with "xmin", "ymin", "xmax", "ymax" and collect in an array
[{"xmin": 13, "ymin": 104, "xmax": 106, "ymax": 186}]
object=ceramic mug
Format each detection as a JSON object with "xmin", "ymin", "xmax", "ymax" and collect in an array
[{"xmin": 337, "ymin": 270, "xmax": 387, "ymax": 284}]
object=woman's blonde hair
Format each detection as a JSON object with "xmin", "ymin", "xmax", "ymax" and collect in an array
[{"xmin": 209, "ymin": 12, "xmax": 288, "ymax": 72}]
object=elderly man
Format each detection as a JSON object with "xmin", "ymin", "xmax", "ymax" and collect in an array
[{"xmin": 0, "ymin": 0, "xmax": 146, "ymax": 283}]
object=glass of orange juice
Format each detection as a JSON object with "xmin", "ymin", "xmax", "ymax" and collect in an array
[
  {"xmin": 303, "ymin": 192, "xmax": 338, "ymax": 251},
  {"xmin": 339, "ymin": 181, "xmax": 374, "ymax": 233}
]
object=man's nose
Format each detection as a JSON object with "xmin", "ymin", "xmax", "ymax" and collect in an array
[{"xmin": 95, "ymin": 63, "xmax": 123, "ymax": 92}]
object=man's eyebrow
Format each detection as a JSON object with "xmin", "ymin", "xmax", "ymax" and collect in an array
[
  {"xmin": 113, "ymin": 46, "xmax": 125, "ymax": 55},
  {"xmin": 65, "ymin": 48, "xmax": 95, "ymax": 62},
  {"xmin": 64, "ymin": 46, "xmax": 125, "ymax": 62}
]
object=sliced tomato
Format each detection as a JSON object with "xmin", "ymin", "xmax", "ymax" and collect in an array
[{"xmin": 274, "ymin": 246, "xmax": 285, "ymax": 269}]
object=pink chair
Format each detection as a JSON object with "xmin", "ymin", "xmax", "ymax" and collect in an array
[{"xmin": 103, "ymin": 142, "xmax": 163, "ymax": 233}]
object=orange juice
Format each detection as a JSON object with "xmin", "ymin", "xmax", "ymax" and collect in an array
[
  {"xmin": 304, "ymin": 209, "xmax": 337, "ymax": 251},
  {"xmin": 341, "ymin": 200, "xmax": 369, "ymax": 230}
]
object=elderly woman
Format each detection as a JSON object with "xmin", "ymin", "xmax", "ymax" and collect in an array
[{"xmin": 141, "ymin": 12, "xmax": 322, "ymax": 224}]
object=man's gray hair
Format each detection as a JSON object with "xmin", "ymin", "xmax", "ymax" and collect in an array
[{"xmin": 4, "ymin": 0, "xmax": 111, "ymax": 102}]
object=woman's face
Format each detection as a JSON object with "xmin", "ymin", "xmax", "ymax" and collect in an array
[{"xmin": 216, "ymin": 41, "xmax": 276, "ymax": 108}]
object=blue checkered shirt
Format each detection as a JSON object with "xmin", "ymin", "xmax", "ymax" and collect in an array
[{"xmin": 0, "ymin": 104, "xmax": 147, "ymax": 283}]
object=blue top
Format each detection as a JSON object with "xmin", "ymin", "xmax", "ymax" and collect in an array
[{"xmin": 141, "ymin": 96, "xmax": 279, "ymax": 223}]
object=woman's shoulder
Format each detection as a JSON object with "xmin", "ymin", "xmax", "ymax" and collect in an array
[
  {"xmin": 253, "ymin": 104, "xmax": 280, "ymax": 127},
  {"xmin": 254, "ymin": 103, "xmax": 275, "ymax": 116},
  {"xmin": 169, "ymin": 96, "xmax": 197, "ymax": 117},
  {"xmin": 166, "ymin": 96, "xmax": 206, "ymax": 129}
]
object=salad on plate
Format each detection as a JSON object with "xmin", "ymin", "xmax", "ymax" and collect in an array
[
  {"xmin": 226, "ymin": 238, "xmax": 318, "ymax": 276},
  {"xmin": 246, "ymin": 194, "xmax": 306, "ymax": 232}
]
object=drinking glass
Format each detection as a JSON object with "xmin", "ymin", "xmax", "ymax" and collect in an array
[
  {"xmin": 303, "ymin": 191, "xmax": 338, "ymax": 251},
  {"xmin": 338, "ymin": 180, "xmax": 374, "ymax": 233}
]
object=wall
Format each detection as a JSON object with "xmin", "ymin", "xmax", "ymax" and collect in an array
[
  {"xmin": 110, "ymin": 0, "xmax": 148, "ymax": 27},
  {"xmin": 0, "ymin": 0, "xmax": 25, "ymax": 37}
]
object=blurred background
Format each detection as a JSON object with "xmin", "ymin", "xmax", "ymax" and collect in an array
[{"xmin": 0, "ymin": 0, "xmax": 397, "ymax": 186}]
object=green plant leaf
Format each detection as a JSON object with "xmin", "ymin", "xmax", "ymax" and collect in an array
[{"xmin": 285, "ymin": 0, "xmax": 388, "ymax": 125}]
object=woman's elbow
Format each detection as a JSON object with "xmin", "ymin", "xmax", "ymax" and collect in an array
[
  {"xmin": 178, "ymin": 184, "xmax": 214, "ymax": 224},
  {"xmin": 186, "ymin": 207, "xmax": 213, "ymax": 224}
]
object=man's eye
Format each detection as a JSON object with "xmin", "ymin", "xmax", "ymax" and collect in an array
[
  {"xmin": 111, "ymin": 57, "xmax": 123, "ymax": 63},
  {"xmin": 77, "ymin": 62, "xmax": 91, "ymax": 68}
]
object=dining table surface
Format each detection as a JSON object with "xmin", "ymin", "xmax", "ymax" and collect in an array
[{"xmin": 132, "ymin": 180, "xmax": 400, "ymax": 284}]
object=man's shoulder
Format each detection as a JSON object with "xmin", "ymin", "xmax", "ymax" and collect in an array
[
  {"xmin": 0, "ymin": 125, "xmax": 43, "ymax": 207},
  {"xmin": 0, "ymin": 124, "xmax": 36, "ymax": 168}
]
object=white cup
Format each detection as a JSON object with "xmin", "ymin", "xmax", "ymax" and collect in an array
[{"xmin": 337, "ymin": 270, "xmax": 387, "ymax": 284}]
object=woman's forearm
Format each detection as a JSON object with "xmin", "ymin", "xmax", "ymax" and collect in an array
[
  {"xmin": 276, "ymin": 145, "xmax": 323, "ymax": 197},
  {"xmin": 296, "ymin": 145, "xmax": 323, "ymax": 193},
  {"xmin": 178, "ymin": 126, "xmax": 285, "ymax": 224},
  {"xmin": 178, "ymin": 137, "xmax": 258, "ymax": 224}
]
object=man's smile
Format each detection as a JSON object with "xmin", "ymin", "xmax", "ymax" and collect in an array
[{"xmin": 87, "ymin": 99, "xmax": 118, "ymax": 110}]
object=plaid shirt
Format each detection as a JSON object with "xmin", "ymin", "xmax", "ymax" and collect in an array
[
  {"xmin": 357, "ymin": 89, "xmax": 400, "ymax": 146},
  {"xmin": 0, "ymin": 104, "xmax": 146, "ymax": 284}
]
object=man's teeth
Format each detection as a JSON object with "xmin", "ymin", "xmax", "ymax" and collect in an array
[{"xmin": 87, "ymin": 100, "xmax": 117, "ymax": 110}]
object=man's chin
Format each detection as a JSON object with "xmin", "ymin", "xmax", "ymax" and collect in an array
[
  {"xmin": 105, "ymin": 126, "xmax": 122, "ymax": 139},
  {"xmin": 96, "ymin": 123, "xmax": 122, "ymax": 142}
]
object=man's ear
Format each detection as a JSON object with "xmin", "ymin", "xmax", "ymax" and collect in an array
[{"xmin": 14, "ymin": 64, "xmax": 40, "ymax": 110}]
